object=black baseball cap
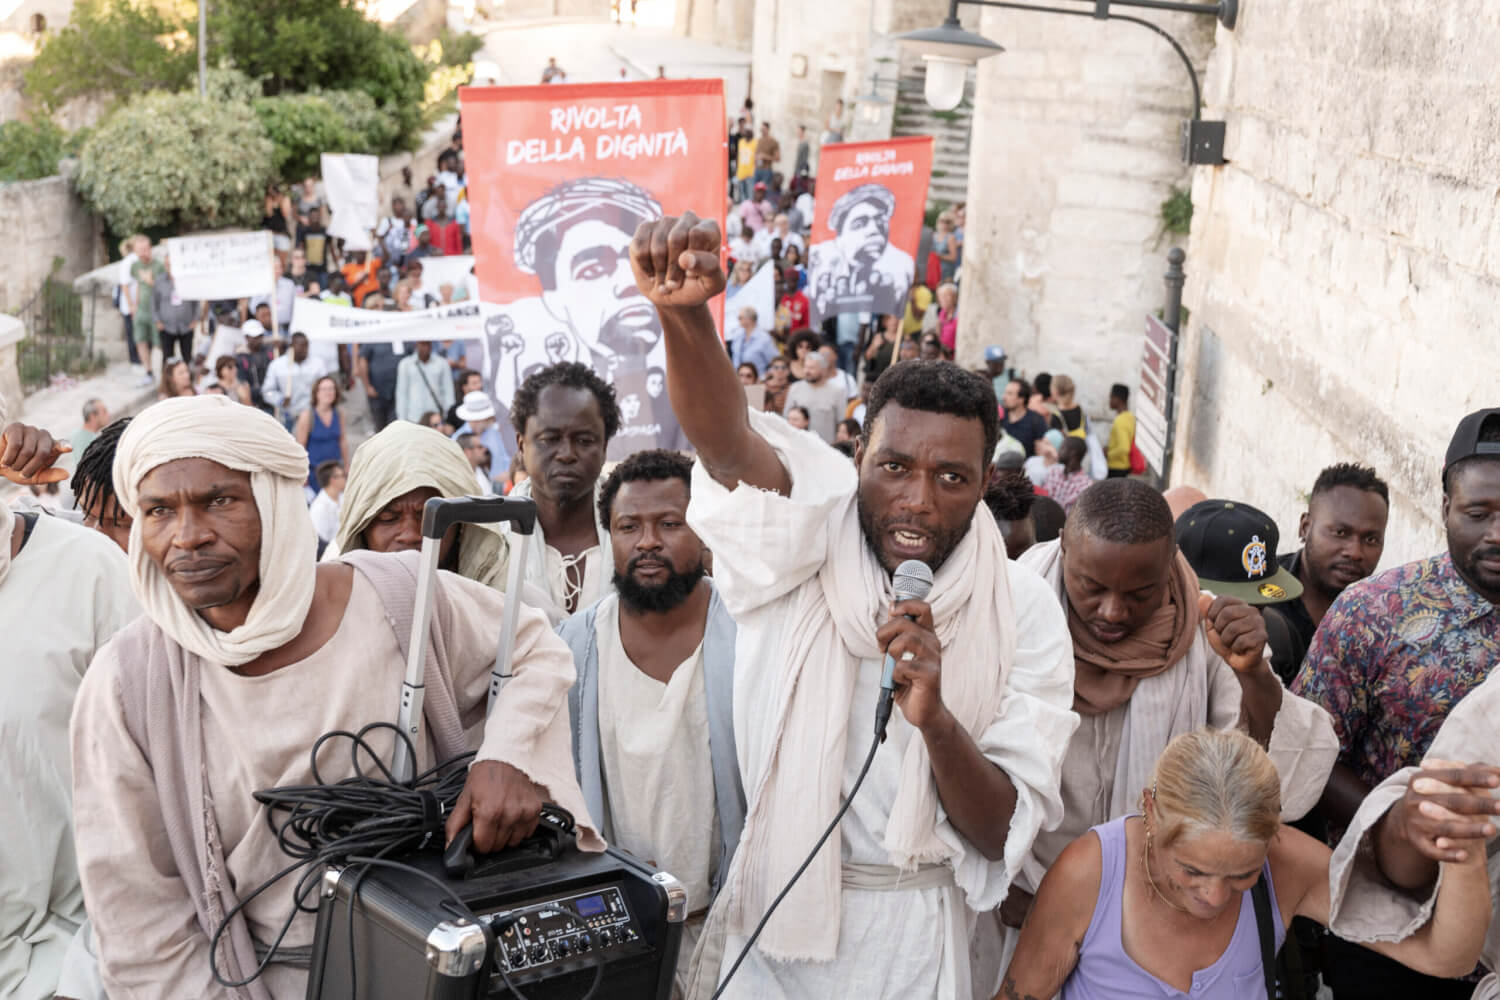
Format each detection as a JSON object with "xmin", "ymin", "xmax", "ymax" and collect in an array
[
  {"xmin": 1174, "ymin": 499, "xmax": 1303, "ymax": 605},
  {"xmin": 1443, "ymin": 408, "xmax": 1500, "ymax": 487}
]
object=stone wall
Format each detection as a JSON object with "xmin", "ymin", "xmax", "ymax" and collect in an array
[
  {"xmin": 0, "ymin": 170, "xmax": 100, "ymax": 313},
  {"xmin": 673, "ymin": 0, "xmax": 753, "ymax": 52},
  {"xmin": 1173, "ymin": 0, "xmax": 1500, "ymax": 566},
  {"xmin": 952, "ymin": 9, "xmax": 1215, "ymax": 420}
]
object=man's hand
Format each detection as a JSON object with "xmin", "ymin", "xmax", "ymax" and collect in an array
[
  {"xmin": 876, "ymin": 598, "xmax": 949, "ymax": 734},
  {"xmin": 1198, "ymin": 593, "xmax": 1269, "ymax": 673},
  {"xmin": 629, "ymin": 213, "xmax": 726, "ymax": 310},
  {"xmin": 0, "ymin": 422, "xmax": 70, "ymax": 485},
  {"xmin": 445, "ymin": 760, "xmax": 544, "ymax": 855},
  {"xmin": 1391, "ymin": 760, "xmax": 1500, "ymax": 864}
]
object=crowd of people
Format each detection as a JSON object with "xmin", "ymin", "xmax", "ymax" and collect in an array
[{"xmin": 3, "ymin": 136, "xmax": 1499, "ymax": 1000}]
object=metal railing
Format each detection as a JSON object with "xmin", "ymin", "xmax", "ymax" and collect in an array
[{"xmin": 15, "ymin": 257, "xmax": 103, "ymax": 389}]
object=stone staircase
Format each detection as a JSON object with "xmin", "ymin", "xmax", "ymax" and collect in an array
[{"xmin": 890, "ymin": 53, "xmax": 977, "ymax": 210}]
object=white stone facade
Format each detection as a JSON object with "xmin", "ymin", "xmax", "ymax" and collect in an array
[
  {"xmin": 1174, "ymin": 0, "xmax": 1500, "ymax": 565},
  {"xmin": 951, "ymin": 8, "xmax": 1215, "ymax": 420}
]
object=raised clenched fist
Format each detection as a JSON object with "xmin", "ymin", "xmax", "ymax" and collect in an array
[{"xmin": 628, "ymin": 212, "xmax": 726, "ymax": 310}]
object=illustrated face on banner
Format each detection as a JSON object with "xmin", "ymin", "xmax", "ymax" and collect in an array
[
  {"xmin": 836, "ymin": 196, "xmax": 893, "ymax": 267},
  {"xmin": 524, "ymin": 192, "xmax": 663, "ymax": 367},
  {"xmin": 807, "ymin": 137, "xmax": 934, "ymax": 327},
  {"xmin": 461, "ymin": 79, "xmax": 727, "ymax": 459}
]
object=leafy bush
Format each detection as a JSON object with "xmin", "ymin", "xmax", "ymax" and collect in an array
[
  {"xmin": 75, "ymin": 92, "xmax": 275, "ymax": 235},
  {"xmin": 215, "ymin": 0, "xmax": 427, "ymax": 150},
  {"xmin": 0, "ymin": 118, "xmax": 67, "ymax": 181},
  {"xmin": 253, "ymin": 93, "xmax": 358, "ymax": 182},
  {"xmin": 436, "ymin": 28, "xmax": 484, "ymax": 67},
  {"xmin": 25, "ymin": 0, "xmax": 196, "ymax": 111}
]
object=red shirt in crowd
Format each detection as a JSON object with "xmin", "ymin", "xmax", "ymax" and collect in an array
[
  {"xmin": 429, "ymin": 219, "xmax": 465, "ymax": 257},
  {"xmin": 780, "ymin": 290, "xmax": 810, "ymax": 331}
]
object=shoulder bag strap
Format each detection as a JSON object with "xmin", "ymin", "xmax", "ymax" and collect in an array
[{"xmin": 1251, "ymin": 876, "xmax": 1277, "ymax": 1000}]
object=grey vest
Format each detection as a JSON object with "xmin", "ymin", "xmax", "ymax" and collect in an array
[{"xmin": 558, "ymin": 582, "xmax": 745, "ymax": 899}]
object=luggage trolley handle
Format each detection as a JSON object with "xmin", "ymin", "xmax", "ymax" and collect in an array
[{"xmin": 392, "ymin": 495, "xmax": 539, "ymax": 784}]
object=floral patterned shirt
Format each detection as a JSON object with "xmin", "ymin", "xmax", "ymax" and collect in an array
[{"xmin": 1291, "ymin": 552, "xmax": 1500, "ymax": 790}]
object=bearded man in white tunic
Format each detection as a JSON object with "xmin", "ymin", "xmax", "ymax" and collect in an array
[
  {"xmin": 626, "ymin": 212, "xmax": 1079, "ymax": 1000},
  {"xmin": 558, "ymin": 449, "xmax": 745, "ymax": 999}
]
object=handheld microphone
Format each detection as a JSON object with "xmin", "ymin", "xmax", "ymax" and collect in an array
[{"xmin": 875, "ymin": 559, "xmax": 934, "ymax": 742}]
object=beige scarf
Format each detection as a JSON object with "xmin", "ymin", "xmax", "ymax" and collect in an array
[
  {"xmin": 1067, "ymin": 550, "xmax": 1201, "ymax": 716},
  {"xmin": 113, "ymin": 395, "xmax": 317, "ymax": 666},
  {"xmin": 0, "ymin": 393, "xmax": 14, "ymax": 588},
  {"xmin": 712, "ymin": 411, "xmax": 1016, "ymax": 963}
]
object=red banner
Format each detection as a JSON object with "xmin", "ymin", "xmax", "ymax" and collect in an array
[
  {"xmin": 460, "ymin": 79, "xmax": 726, "ymax": 456},
  {"xmin": 807, "ymin": 135, "xmax": 934, "ymax": 326}
]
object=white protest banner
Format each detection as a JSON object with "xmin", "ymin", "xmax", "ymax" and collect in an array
[
  {"xmin": 165, "ymin": 231, "xmax": 274, "ymax": 301},
  {"xmin": 725, "ymin": 260, "xmax": 775, "ymax": 334},
  {"xmin": 293, "ymin": 296, "xmax": 494, "ymax": 344},
  {"xmin": 322, "ymin": 153, "xmax": 380, "ymax": 250},
  {"xmin": 416, "ymin": 254, "xmax": 476, "ymax": 302}
]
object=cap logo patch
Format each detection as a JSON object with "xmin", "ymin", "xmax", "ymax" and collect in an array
[
  {"xmin": 1242, "ymin": 535, "xmax": 1268, "ymax": 578},
  {"xmin": 1257, "ymin": 582, "xmax": 1286, "ymax": 600}
]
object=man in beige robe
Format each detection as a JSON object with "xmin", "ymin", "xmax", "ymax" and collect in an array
[
  {"xmin": 1327, "ymin": 669, "xmax": 1500, "ymax": 999},
  {"xmin": 0, "ymin": 409, "xmax": 136, "ymax": 1000},
  {"xmin": 993, "ymin": 478, "xmax": 1338, "ymax": 993},
  {"xmin": 70, "ymin": 396, "xmax": 596, "ymax": 1000}
]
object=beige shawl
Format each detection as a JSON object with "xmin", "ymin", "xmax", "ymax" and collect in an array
[
  {"xmin": 1068, "ymin": 551, "xmax": 1202, "ymax": 715},
  {"xmin": 113, "ymin": 395, "xmax": 317, "ymax": 666},
  {"xmin": 709, "ymin": 410, "xmax": 1017, "ymax": 962}
]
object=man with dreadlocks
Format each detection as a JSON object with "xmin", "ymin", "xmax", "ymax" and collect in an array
[
  {"xmin": 0, "ymin": 403, "xmax": 136, "ymax": 1000},
  {"xmin": 71, "ymin": 418, "xmax": 133, "ymax": 552},
  {"xmin": 987, "ymin": 478, "xmax": 1338, "ymax": 996}
]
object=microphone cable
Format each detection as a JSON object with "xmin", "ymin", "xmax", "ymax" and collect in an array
[
  {"xmin": 708, "ymin": 728, "xmax": 882, "ymax": 999},
  {"xmin": 206, "ymin": 721, "xmax": 597, "ymax": 1000}
]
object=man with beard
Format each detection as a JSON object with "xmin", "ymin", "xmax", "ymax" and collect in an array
[
  {"xmin": 70, "ymin": 397, "xmax": 594, "ymax": 998},
  {"xmin": 558, "ymin": 449, "xmax": 744, "ymax": 999},
  {"xmin": 500, "ymin": 362, "xmax": 619, "ymax": 616},
  {"xmin": 1295, "ymin": 409, "xmax": 1500, "ymax": 1000},
  {"xmin": 501, "ymin": 177, "xmax": 687, "ymax": 452},
  {"xmin": 1007, "ymin": 478, "xmax": 1337, "ymax": 995},
  {"xmin": 1266, "ymin": 463, "xmax": 1389, "ymax": 677},
  {"xmin": 808, "ymin": 184, "xmax": 915, "ymax": 324},
  {"xmin": 627, "ymin": 212, "xmax": 1078, "ymax": 1000}
]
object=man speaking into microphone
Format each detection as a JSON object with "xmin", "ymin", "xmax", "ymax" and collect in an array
[{"xmin": 629, "ymin": 213, "xmax": 1079, "ymax": 1000}]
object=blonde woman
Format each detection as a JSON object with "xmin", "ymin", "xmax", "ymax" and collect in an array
[{"xmin": 999, "ymin": 729, "xmax": 1492, "ymax": 1000}]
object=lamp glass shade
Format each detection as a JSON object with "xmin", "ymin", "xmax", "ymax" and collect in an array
[{"xmin": 923, "ymin": 57, "xmax": 967, "ymax": 111}]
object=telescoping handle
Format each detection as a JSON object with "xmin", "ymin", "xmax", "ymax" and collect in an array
[{"xmin": 391, "ymin": 495, "xmax": 540, "ymax": 784}]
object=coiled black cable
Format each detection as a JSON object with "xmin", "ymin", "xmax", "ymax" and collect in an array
[{"xmin": 206, "ymin": 721, "xmax": 592, "ymax": 1000}]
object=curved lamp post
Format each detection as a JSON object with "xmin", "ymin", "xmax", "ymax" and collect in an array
[{"xmin": 898, "ymin": 0, "xmax": 1239, "ymax": 163}]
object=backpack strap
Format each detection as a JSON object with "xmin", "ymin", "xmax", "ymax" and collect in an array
[{"xmin": 1251, "ymin": 874, "xmax": 1278, "ymax": 1000}]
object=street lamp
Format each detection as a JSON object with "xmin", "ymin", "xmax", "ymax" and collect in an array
[
  {"xmin": 897, "ymin": 16, "xmax": 1003, "ymax": 110},
  {"xmin": 898, "ymin": 0, "xmax": 1239, "ymax": 162}
]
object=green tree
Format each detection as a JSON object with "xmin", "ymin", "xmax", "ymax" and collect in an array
[
  {"xmin": 24, "ymin": 0, "xmax": 196, "ymax": 111},
  {"xmin": 75, "ymin": 92, "xmax": 275, "ymax": 235},
  {"xmin": 214, "ymin": 0, "xmax": 427, "ymax": 148},
  {"xmin": 0, "ymin": 118, "xmax": 68, "ymax": 181}
]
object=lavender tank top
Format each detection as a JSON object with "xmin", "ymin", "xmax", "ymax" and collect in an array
[{"xmin": 1062, "ymin": 816, "xmax": 1286, "ymax": 1000}]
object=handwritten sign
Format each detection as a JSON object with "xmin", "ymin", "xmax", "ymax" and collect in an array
[{"xmin": 165, "ymin": 231, "xmax": 274, "ymax": 300}]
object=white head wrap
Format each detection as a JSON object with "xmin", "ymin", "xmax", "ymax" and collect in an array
[
  {"xmin": 0, "ymin": 393, "xmax": 15, "ymax": 587},
  {"xmin": 512, "ymin": 177, "xmax": 661, "ymax": 275},
  {"xmin": 113, "ymin": 395, "xmax": 316, "ymax": 665}
]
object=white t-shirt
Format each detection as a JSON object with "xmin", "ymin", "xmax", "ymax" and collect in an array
[
  {"xmin": 117, "ymin": 252, "xmax": 138, "ymax": 316},
  {"xmin": 784, "ymin": 378, "xmax": 848, "ymax": 444},
  {"xmin": 308, "ymin": 490, "xmax": 341, "ymax": 543}
]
